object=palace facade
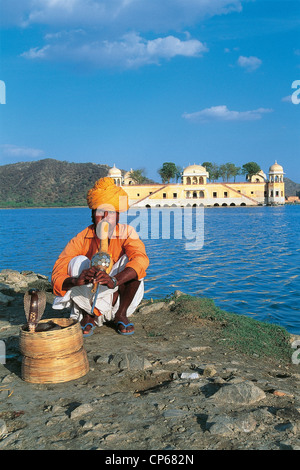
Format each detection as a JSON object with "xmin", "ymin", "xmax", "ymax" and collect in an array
[{"xmin": 107, "ymin": 162, "xmax": 285, "ymax": 208}]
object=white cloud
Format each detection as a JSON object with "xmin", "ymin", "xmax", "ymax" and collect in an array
[
  {"xmin": 182, "ymin": 105, "xmax": 273, "ymax": 123},
  {"xmin": 237, "ymin": 55, "xmax": 262, "ymax": 72},
  {"xmin": 281, "ymin": 95, "xmax": 293, "ymax": 103},
  {"xmin": 22, "ymin": 32, "xmax": 208, "ymax": 68},
  {"xmin": 1, "ymin": 0, "xmax": 243, "ymax": 31},
  {"xmin": 3, "ymin": 0, "xmax": 242, "ymax": 69},
  {"xmin": 0, "ymin": 144, "xmax": 45, "ymax": 159},
  {"xmin": 22, "ymin": 45, "xmax": 51, "ymax": 59}
]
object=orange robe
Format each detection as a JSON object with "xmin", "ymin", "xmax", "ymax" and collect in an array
[{"xmin": 51, "ymin": 223, "xmax": 149, "ymax": 297}]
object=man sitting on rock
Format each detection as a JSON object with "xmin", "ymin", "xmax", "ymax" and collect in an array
[{"xmin": 51, "ymin": 177, "xmax": 149, "ymax": 336}]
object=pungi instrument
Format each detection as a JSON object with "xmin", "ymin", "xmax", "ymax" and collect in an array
[{"xmin": 90, "ymin": 221, "xmax": 113, "ymax": 315}]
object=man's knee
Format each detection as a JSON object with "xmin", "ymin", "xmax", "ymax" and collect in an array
[{"xmin": 68, "ymin": 256, "xmax": 90, "ymax": 277}]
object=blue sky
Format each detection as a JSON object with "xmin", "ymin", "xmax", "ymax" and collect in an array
[{"xmin": 0, "ymin": 0, "xmax": 299, "ymax": 183}]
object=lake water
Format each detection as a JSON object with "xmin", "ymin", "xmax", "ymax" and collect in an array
[{"xmin": 0, "ymin": 205, "xmax": 299, "ymax": 334}]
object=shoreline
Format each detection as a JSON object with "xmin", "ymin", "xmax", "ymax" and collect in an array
[
  {"xmin": 1, "ymin": 271, "xmax": 300, "ymax": 450},
  {"xmin": 0, "ymin": 267, "xmax": 299, "ymax": 353},
  {"xmin": 1, "ymin": 203, "xmax": 298, "ymax": 210},
  {"xmin": 0, "ymin": 206, "xmax": 88, "ymax": 210}
]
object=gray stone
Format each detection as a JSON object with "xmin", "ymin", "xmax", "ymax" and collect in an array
[
  {"xmin": 0, "ymin": 419, "xmax": 7, "ymax": 437},
  {"xmin": 108, "ymin": 352, "xmax": 152, "ymax": 370},
  {"xmin": 0, "ymin": 430, "xmax": 21, "ymax": 449},
  {"xmin": 0, "ymin": 292, "xmax": 14, "ymax": 306},
  {"xmin": 70, "ymin": 403, "xmax": 93, "ymax": 419},
  {"xmin": 173, "ymin": 290, "xmax": 186, "ymax": 298},
  {"xmin": 0, "ymin": 270, "xmax": 28, "ymax": 288},
  {"xmin": 138, "ymin": 302, "xmax": 167, "ymax": 315},
  {"xmin": 94, "ymin": 355, "xmax": 111, "ymax": 364},
  {"xmin": 202, "ymin": 365, "xmax": 217, "ymax": 378},
  {"xmin": 275, "ymin": 422, "xmax": 295, "ymax": 432},
  {"xmin": 163, "ymin": 409, "xmax": 189, "ymax": 418},
  {"xmin": 210, "ymin": 380, "xmax": 266, "ymax": 406},
  {"xmin": 180, "ymin": 372, "xmax": 200, "ymax": 380},
  {"xmin": 0, "ymin": 269, "xmax": 51, "ymax": 293},
  {"xmin": 207, "ymin": 413, "xmax": 257, "ymax": 436}
]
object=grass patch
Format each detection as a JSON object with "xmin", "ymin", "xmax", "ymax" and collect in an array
[{"xmin": 171, "ymin": 294, "xmax": 292, "ymax": 362}]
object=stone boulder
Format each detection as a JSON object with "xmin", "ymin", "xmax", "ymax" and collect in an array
[
  {"xmin": 0, "ymin": 269, "xmax": 52, "ymax": 294},
  {"xmin": 210, "ymin": 380, "xmax": 266, "ymax": 406}
]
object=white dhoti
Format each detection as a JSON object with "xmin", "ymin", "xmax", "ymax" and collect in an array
[{"xmin": 52, "ymin": 255, "xmax": 144, "ymax": 327}]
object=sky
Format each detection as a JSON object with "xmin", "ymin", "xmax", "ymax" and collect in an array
[{"xmin": 0, "ymin": 0, "xmax": 299, "ymax": 183}]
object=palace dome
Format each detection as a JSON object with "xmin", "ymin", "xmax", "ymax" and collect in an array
[
  {"xmin": 108, "ymin": 164, "xmax": 122, "ymax": 177},
  {"xmin": 269, "ymin": 161, "xmax": 284, "ymax": 174},
  {"xmin": 183, "ymin": 164, "xmax": 208, "ymax": 175},
  {"xmin": 124, "ymin": 168, "xmax": 133, "ymax": 178}
]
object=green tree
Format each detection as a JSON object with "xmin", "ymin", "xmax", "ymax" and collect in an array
[
  {"xmin": 202, "ymin": 162, "xmax": 220, "ymax": 182},
  {"xmin": 223, "ymin": 162, "xmax": 242, "ymax": 182},
  {"xmin": 242, "ymin": 162, "xmax": 261, "ymax": 180},
  {"xmin": 129, "ymin": 168, "xmax": 148, "ymax": 184},
  {"xmin": 158, "ymin": 162, "xmax": 179, "ymax": 183},
  {"xmin": 219, "ymin": 164, "xmax": 228, "ymax": 182},
  {"xmin": 175, "ymin": 165, "xmax": 183, "ymax": 182},
  {"xmin": 230, "ymin": 164, "xmax": 242, "ymax": 182}
]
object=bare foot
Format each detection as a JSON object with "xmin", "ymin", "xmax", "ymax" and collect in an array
[
  {"xmin": 80, "ymin": 313, "xmax": 96, "ymax": 335},
  {"xmin": 114, "ymin": 316, "xmax": 134, "ymax": 335}
]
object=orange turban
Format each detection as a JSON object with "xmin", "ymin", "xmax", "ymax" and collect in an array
[{"xmin": 86, "ymin": 177, "xmax": 129, "ymax": 212}]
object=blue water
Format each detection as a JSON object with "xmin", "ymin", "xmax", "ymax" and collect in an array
[{"xmin": 0, "ymin": 205, "xmax": 299, "ymax": 333}]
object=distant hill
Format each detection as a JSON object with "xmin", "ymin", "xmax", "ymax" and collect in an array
[
  {"xmin": 284, "ymin": 178, "xmax": 300, "ymax": 198},
  {"xmin": 0, "ymin": 159, "xmax": 112, "ymax": 207},
  {"xmin": 0, "ymin": 159, "xmax": 299, "ymax": 208}
]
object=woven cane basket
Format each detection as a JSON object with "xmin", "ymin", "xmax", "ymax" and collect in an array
[{"xmin": 19, "ymin": 318, "xmax": 89, "ymax": 384}]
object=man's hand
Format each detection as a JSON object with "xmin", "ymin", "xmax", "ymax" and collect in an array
[
  {"xmin": 62, "ymin": 266, "xmax": 137, "ymax": 292},
  {"xmin": 76, "ymin": 267, "xmax": 99, "ymax": 286},
  {"xmin": 92, "ymin": 270, "xmax": 116, "ymax": 289},
  {"xmin": 76, "ymin": 268, "xmax": 115, "ymax": 289},
  {"xmin": 62, "ymin": 267, "xmax": 110, "ymax": 291}
]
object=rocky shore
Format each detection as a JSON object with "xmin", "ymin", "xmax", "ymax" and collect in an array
[{"xmin": 0, "ymin": 268, "xmax": 300, "ymax": 451}]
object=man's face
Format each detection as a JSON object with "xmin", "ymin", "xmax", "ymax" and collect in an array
[{"xmin": 94, "ymin": 209, "xmax": 119, "ymax": 235}]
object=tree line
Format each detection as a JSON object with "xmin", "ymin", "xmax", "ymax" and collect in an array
[
  {"xmin": 129, "ymin": 161, "xmax": 261, "ymax": 184},
  {"xmin": 201, "ymin": 161, "xmax": 261, "ymax": 183}
]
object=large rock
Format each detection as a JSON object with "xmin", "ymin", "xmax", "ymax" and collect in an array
[
  {"xmin": 108, "ymin": 352, "xmax": 152, "ymax": 371},
  {"xmin": 138, "ymin": 301, "xmax": 168, "ymax": 315},
  {"xmin": 0, "ymin": 292, "xmax": 14, "ymax": 306},
  {"xmin": 0, "ymin": 419, "xmax": 7, "ymax": 438},
  {"xmin": 0, "ymin": 269, "xmax": 51, "ymax": 293},
  {"xmin": 0, "ymin": 270, "xmax": 28, "ymax": 290},
  {"xmin": 70, "ymin": 404, "xmax": 93, "ymax": 420},
  {"xmin": 207, "ymin": 413, "xmax": 257, "ymax": 436},
  {"xmin": 210, "ymin": 380, "xmax": 266, "ymax": 406}
]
